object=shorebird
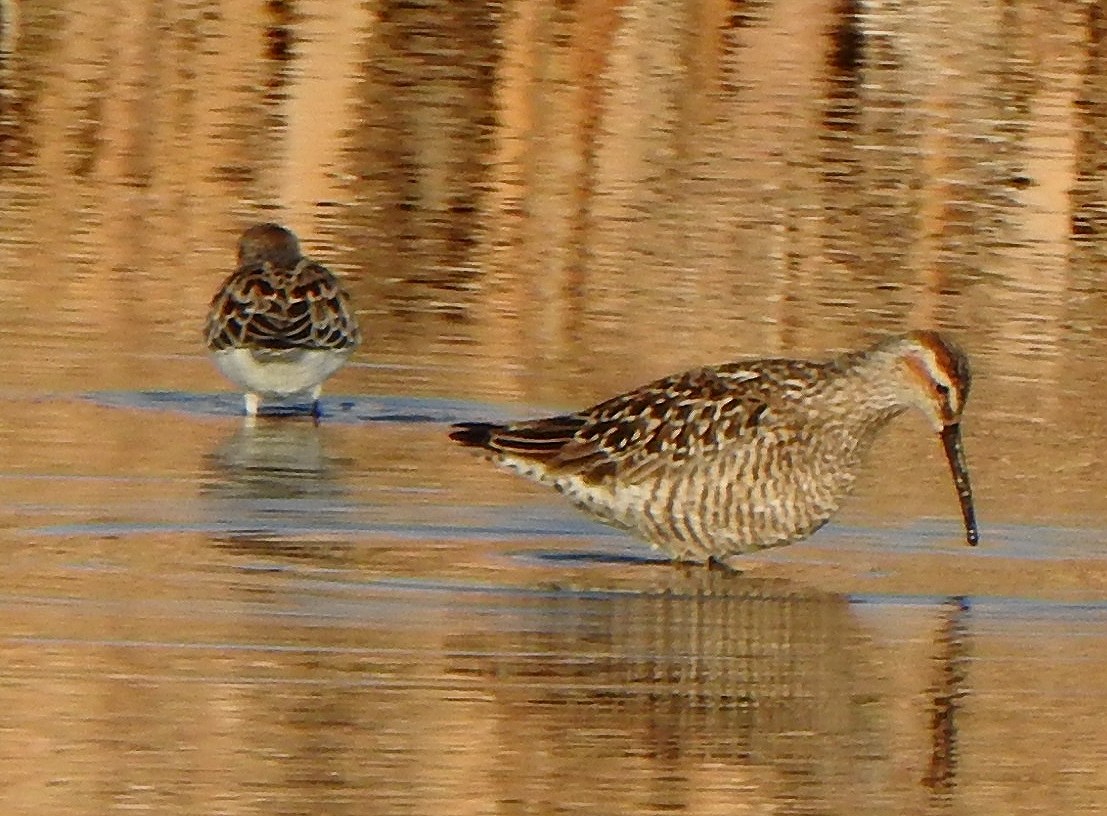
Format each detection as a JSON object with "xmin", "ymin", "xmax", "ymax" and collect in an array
[
  {"xmin": 204, "ymin": 223, "xmax": 360, "ymax": 420},
  {"xmin": 450, "ymin": 331, "xmax": 979, "ymax": 563}
]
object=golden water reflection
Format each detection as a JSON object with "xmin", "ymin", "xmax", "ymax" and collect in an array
[
  {"xmin": 2, "ymin": 555, "xmax": 1105, "ymax": 814},
  {"xmin": 0, "ymin": 0, "xmax": 1106, "ymax": 813}
]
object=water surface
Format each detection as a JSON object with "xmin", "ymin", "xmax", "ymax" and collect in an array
[{"xmin": 1, "ymin": 1, "xmax": 1106, "ymax": 814}]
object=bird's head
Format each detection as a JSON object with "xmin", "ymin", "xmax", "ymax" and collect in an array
[
  {"xmin": 236, "ymin": 223, "xmax": 302, "ymax": 268},
  {"xmin": 889, "ymin": 330, "xmax": 978, "ymax": 547}
]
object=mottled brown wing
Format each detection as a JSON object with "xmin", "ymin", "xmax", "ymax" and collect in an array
[
  {"xmin": 204, "ymin": 259, "xmax": 360, "ymax": 351},
  {"xmin": 552, "ymin": 367, "xmax": 775, "ymax": 483},
  {"xmin": 459, "ymin": 366, "xmax": 781, "ymax": 485}
]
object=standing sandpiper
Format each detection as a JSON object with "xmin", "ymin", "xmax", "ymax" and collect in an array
[
  {"xmin": 204, "ymin": 223, "xmax": 360, "ymax": 420},
  {"xmin": 450, "ymin": 331, "xmax": 979, "ymax": 563}
]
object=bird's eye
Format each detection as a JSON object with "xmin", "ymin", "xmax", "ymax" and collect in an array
[{"xmin": 935, "ymin": 383, "xmax": 951, "ymax": 397}]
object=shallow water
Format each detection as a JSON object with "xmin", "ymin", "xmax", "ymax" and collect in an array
[{"xmin": 1, "ymin": 0, "xmax": 1107, "ymax": 813}]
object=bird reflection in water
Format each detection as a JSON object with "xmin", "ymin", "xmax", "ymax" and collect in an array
[
  {"xmin": 445, "ymin": 573, "xmax": 878, "ymax": 810},
  {"xmin": 923, "ymin": 596, "xmax": 972, "ymax": 796},
  {"xmin": 201, "ymin": 420, "xmax": 355, "ymax": 559},
  {"xmin": 443, "ymin": 573, "xmax": 976, "ymax": 811}
]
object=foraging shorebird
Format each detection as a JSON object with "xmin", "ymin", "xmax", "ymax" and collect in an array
[
  {"xmin": 450, "ymin": 331, "xmax": 979, "ymax": 563},
  {"xmin": 204, "ymin": 223, "xmax": 360, "ymax": 419}
]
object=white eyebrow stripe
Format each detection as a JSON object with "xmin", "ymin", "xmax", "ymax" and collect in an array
[{"xmin": 912, "ymin": 345, "xmax": 960, "ymax": 412}]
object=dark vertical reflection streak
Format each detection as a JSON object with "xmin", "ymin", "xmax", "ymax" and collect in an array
[
  {"xmin": 1066, "ymin": 0, "xmax": 1107, "ymax": 424},
  {"xmin": 264, "ymin": 0, "xmax": 296, "ymax": 68},
  {"xmin": 565, "ymin": 0, "xmax": 620, "ymax": 370},
  {"xmin": 819, "ymin": 0, "xmax": 865, "ymax": 284},
  {"xmin": 923, "ymin": 596, "xmax": 972, "ymax": 795},
  {"xmin": 347, "ymin": 0, "xmax": 500, "ymax": 319},
  {"xmin": 262, "ymin": 0, "xmax": 295, "ymax": 108},
  {"xmin": 1071, "ymin": 0, "xmax": 1107, "ymax": 245},
  {"xmin": 0, "ymin": 0, "xmax": 36, "ymax": 167},
  {"xmin": 823, "ymin": 0, "xmax": 862, "ymax": 134}
]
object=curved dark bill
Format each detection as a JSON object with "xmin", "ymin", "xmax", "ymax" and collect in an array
[{"xmin": 939, "ymin": 423, "xmax": 979, "ymax": 546}]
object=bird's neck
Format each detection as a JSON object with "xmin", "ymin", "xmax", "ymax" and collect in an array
[{"xmin": 824, "ymin": 346, "xmax": 915, "ymax": 432}]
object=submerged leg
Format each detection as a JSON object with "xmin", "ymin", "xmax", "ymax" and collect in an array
[
  {"xmin": 672, "ymin": 555, "xmax": 740, "ymax": 577},
  {"xmin": 244, "ymin": 392, "xmax": 261, "ymax": 418},
  {"xmin": 706, "ymin": 555, "xmax": 741, "ymax": 575},
  {"xmin": 310, "ymin": 386, "xmax": 323, "ymax": 425}
]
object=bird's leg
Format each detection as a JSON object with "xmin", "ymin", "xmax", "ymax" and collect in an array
[
  {"xmin": 310, "ymin": 386, "xmax": 323, "ymax": 425},
  {"xmin": 244, "ymin": 392, "xmax": 260, "ymax": 422},
  {"xmin": 672, "ymin": 556, "xmax": 738, "ymax": 578},
  {"xmin": 706, "ymin": 555, "xmax": 742, "ymax": 575}
]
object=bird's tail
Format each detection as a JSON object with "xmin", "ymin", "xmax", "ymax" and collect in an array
[
  {"xmin": 449, "ymin": 415, "xmax": 585, "ymax": 460},
  {"xmin": 448, "ymin": 422, "xmax": 502, "ymax": 449}
]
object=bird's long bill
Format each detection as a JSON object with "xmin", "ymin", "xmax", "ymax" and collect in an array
[{"xmin": 939, "ymin": 423, "xmax": 979, "ymax": 546}]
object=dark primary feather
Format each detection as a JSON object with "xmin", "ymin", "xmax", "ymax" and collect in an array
[
  {"xmin": 450, "ymin": 416, "xmax": 585, "ymax": 454},
  {"xmin": 449, "ymin": 362, "xmax": 821, "ymax": 484},
  {"xmin": 204, "ymin": 258, "xmax": 360, "ymax": 352},
  {"xmin": 449, "ymin": 422, "xmax": 498, "ymax": 447}
]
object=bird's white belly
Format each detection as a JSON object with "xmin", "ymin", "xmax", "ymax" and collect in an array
[{"xmin": 210, "ymin": 348, "xmax": 351, "ymax": 396}]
